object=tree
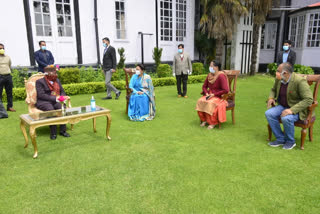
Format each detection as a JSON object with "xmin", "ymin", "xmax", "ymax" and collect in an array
[
  {"xmin": 152, "ymin": 47, "xmax": 163, "ymax": 70},
  {"xmin": 117, "ymin": 48, "xmax": 126, "ymax": 69},
  {"xmin": 249, "ymin": 0, "xmax": 276, "ymax": 76},
  {"xmin": 199, "ymin": 0, "xmax": 249, "ymax": 63}
]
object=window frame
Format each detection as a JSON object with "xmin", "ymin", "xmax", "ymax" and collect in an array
[
  {"xmin": 306, "ymin": 12, "xmax": 320, "ymax": 48},
  {"xmin": 115, "ymin": 0, "xmax": 127, "ymax": 40},
  {"xmin": 260, "ymin": 22, "xmax": 277, "ymax": 50}
]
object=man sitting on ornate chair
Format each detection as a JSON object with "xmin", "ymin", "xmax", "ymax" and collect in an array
[
  {"xmin": 265, "ymin": 63, "xmax": 313, "ymax": 150},
  {"xmin": 36, "ymin": 66, "xmax": 70, "ymax": 140}
]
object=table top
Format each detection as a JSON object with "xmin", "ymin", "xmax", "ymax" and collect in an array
[{"xmin": 20, "ymin": 106, "xmax": 110, "ymax": 124}]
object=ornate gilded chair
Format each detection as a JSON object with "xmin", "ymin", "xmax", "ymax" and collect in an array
[{"xmin": 267, "ymin": 74, "xmax": 320, "ymax": 150}]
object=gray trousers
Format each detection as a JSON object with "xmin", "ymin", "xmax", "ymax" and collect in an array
[{"xmin": 104, "ymin": 69, "xmax": 119, "ymax": 97}]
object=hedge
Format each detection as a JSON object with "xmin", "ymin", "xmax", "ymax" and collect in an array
[
  {"xmin": 267, "ymin": 63, "xmax": 314, "ymax": 75},
  {"xmin": 1, "ymin": 75, "xmax": 208, "ymax": 102}
]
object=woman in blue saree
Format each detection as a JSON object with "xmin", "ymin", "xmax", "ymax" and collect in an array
[{"xmin": 128, "ymin": 64, "xmax": 156, "ymax": 121}]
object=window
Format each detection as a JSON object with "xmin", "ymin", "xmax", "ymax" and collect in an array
[
  {"xmin": 260, "ymin": 22, "xmax": 277, "ymax": 49},
  {"xmin": 56, "ymin": 0, "xmax": 73, "ymax": 37},
  {"xmin": 176, "ymin": 0, "xmax": 186, "ymax": 41},
  {"xmin": 307, "ymin": 13, "xmax": 320, "ymax": 47},
  {"xmin": 33, "ymin": 0, "xmax": 52, "ymax": 36},
  {"xmin": 160, "ymin": 0, "xmax": 173, "ymax": 41},
  {"xmin": 289, "ymin": 15, "xmax": 305, "ymax": 48},
  {"xmin": 115, "ymin": 0, "xmax": 126, "ymax": 39}
]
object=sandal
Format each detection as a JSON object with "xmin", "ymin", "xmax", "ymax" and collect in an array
[
  {"xmin": 200, "ymin": 122, "xmax": 206, "ymax": 127},
  {"xmin": 207, "ymin": 125, "xmax": 215, "ymax": 130}
]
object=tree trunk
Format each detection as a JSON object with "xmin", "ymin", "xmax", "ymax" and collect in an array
[
  {"xmin": 215, "ymin": 39, "xmax": 224, "ymax": 62},
  {"xmin": 250, "ymin": 23, "xmax": 260, "ymax": 76}
]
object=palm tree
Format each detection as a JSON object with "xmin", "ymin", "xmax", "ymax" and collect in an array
[
  {"xmin": 199, "ymin": 0, "xmax": 249, "ymax": 63},
  {"xmin": 249, "ymin": 0, "xmax": 277, "ymax": 75}
]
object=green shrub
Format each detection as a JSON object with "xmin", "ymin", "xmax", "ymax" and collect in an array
[
  {"xmin": 294, "ymin": 64, "xmax": 314, "ymax": 74},
  {"xmin": 152, "ymin": 47, "xmax": 163, "ymax": 70},
  {"xmin": 117, "ymin": 48, "xmax": 126, "ymax": 69},
  {"xmin": 11, "ymin": 68, "xmax": 36, "ymax": 88},
  {"xmin": 58, "ymin": 67, "xmax": 80, "ymax": 84},
  {"xmin": 79, "ymin": 66, "xmax": 105, "ymax": 83},
  {"xmin": 192, "ymin": 62, "xmax": 204, "ymax": 75},
  {"xmin": 267, "ymin": 63, "xmax": 278, "ymax": 76},
  {"xmin": 157, "ymin": 64, "xmax": 172, "ymax": 78}
]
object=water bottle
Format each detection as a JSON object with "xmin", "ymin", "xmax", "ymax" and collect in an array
[{"xmin": 91, "ymin": 96, "xmax": 96, "ymax": 111}]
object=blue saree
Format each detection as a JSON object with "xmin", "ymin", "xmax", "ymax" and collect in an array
[{"xmin": 128, "ymin": 74, "xmax": 156, "ymax": 121}]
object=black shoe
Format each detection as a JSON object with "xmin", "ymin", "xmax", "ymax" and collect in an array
[
  {"xmin": 102, "ymin": 96, "xmax": 112, "ymax": 100},
  {"xmin": 115, "ymin": 91, "xmax": 121, "ymax": 100},
  {"xmin": 50, "ymin": 134, "xmax": 57, "ymax": 140},
  {"xmin": 60, "ymin": 132, "xmax": 70, "ymax": 137}
]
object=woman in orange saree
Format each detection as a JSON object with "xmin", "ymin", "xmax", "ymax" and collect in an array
[{"xmin": 195, "ymin": 61, "xmax": 229, "ymax": 129}]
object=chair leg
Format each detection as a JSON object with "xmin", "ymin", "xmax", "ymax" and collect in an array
[
  {"xmin": 71, "ymin": 124, "xmax": 74, "ymax": 130},
  {"xmin": 231, "ymin": 108, "xmax": 235, "ymax": 125},
  {"xmin": 300, "ymin": 128, "xmax": 307, "ymax": 150},
  {"xmin": 267, "ymin": 124, "xmax": 272, "ymax": 141},
  {"xmin": 126, "ymin": 100, "xmax": 128, "ymax": 114},
  {"xmin": 309, "ymin": 125, "xmax": 313, "ymax": 142}
]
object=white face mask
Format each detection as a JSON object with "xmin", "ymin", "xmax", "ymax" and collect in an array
[
  {"xmin": 136, "ymin": 70, "xmax": 141, "ymax": 75},
  {"xmin": 209, "ymin": 67, "xmax": 215, "ymax": 73}
]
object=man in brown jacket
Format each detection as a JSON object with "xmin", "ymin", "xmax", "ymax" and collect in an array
[{"xmin": 265, "ymin": 63, "xmax": 313, "ymax": 150}]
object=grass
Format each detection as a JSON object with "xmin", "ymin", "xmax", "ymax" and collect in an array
[{"xmin": 0, "ymin": 74, "xmax": 320, "ymax": 213}]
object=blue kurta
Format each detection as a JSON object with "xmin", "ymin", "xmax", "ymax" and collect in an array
[{"xmin": 128, "ymin": 74, "xmax": 155, "ymax": 121}]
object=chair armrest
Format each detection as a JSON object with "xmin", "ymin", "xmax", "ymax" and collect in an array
[
  {"xmin": 308, "ymin": 101, "xmax": 318, "ymax": 111},
  {"xmin": 221, "ymin": 92, "xmax": 235, "ymax": 100}
]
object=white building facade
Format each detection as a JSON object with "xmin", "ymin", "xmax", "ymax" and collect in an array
[{"xmin": 0, "ymin": 0, "xmax": 195, "ymax": 68}]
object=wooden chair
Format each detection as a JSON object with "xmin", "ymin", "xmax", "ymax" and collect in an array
[
  {"xmin": 24, "ymin": 73, "xmax": 72, "ymax": 113},
  {"xmin": 267, "ymin": 74, "xmax": 320, "ymax": 150},
  {"xmin": 219, "ymin": 70, "xmax": 240, "ymax": 127},
  {"xmin": 123, "ymin": 68, "xmax": 136, "ymax": 114}
]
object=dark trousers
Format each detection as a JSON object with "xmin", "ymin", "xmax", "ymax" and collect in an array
[
  {"xmin": 36, "ymin": 102, "xmax": 66, "ymax": 135},
  {"xmin": 176, "ymin": 73, "xmax": 188, "ymax": 96},
  {"xmin": 0, "ymin": 74, "xmax": 13, "ymax": 109}
]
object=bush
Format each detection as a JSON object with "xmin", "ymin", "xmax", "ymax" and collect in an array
[
  {"xmin": 11, "ymin": 68, "xmax": 36, "ymax": 88},
  {"xmin": 152, "ymin": 47, "xmax": 163, "ymax": 70},
  {"xmin": 267, "ymin": 63, "xmax": 278, "ymax": 76},
  {"xmin": 79, "ymin": 66, "xmax": 105, "ymax": 83},
  {"xmin": 58, "ymin": 67, "xmax": 80, "ymax": 84},
  {"xmin": 3, "ymin": 75, "xmax": 209, "ymax": 101},
  {"xmin": 157, "ymin": 64, "xmax": 172, "ymax": 78},
  {"xmin": 192, "ymin": 62, "xmax": 204, "ymax": 75},
  {"xmin": 111, "ymin": 68, "xmax": 126, "ymax": 81},
  {"xmin": 117, "ymin": 48, "xmax": 126, "ymax": 69},
  {"xmin": 267, "ymin": 63, "xmax": 314, "ymax": 75},
  {"xmin": 294, "ymin": 64, "xmax": 314, "ymax": 74}
]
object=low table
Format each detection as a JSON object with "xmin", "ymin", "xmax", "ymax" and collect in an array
[{"xmin": 20, "ymin": 105, "xmax": 111, "ymax": 158}]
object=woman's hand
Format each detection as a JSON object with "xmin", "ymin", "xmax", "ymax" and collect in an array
[
  {"xmin": 206, "ymin": 93, "xmax": 209, "ymax": 96},
  {"xmin": 137, "ymin": 91, "xmax": 144, "ymax": 95}
]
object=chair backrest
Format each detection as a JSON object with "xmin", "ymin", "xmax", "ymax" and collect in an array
[
  {"xmin": 25, "ymin": 73, "xmax": 45, "ymax": 112},
  {"xmin": 297, "ymin": 74, "xmax": 320, "ymax": 102},
  {"xmin": 124, "ymin": 68, "xmax": 136, "ymax": 95},
  {"xmin": 222, "ymin": 70, "xmax": 240, "ymax": 95}
]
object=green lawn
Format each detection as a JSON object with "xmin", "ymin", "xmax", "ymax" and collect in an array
[{"xmin": 1, "ymin": 75, "xmax": 320, "ymax": 213}]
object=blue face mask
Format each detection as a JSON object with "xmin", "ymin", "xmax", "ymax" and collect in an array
[
  {"xmin": 209, "ymin": 67, "xmax": 215, "ymax": 73},
  {"xmin": 178, "ymin": 49, "xmax": 183, "ymax": 54},
  {"xmin": 283, "ymin": 45, "xmax": 289, "ymax": 51},
  {"xmin": 103, "ymin": 43, "xmax": 107, "ymax": 48},
  {"xmin": 41, "ymin": 46, "xmax": 46, "ymax": 51}
]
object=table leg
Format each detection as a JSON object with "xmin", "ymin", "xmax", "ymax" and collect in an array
[
  {"xmin": 29, "ymin": 127, "xmax": 38, "ymax": 158},
  {"xmin": 93, "ymin": 118, "xmax": 97, "ymax": 133},
  {"xmin": 20, "ymin": 120, "xmax": 29, "ymax": 148},
  {"xmin": 106, "ymin": 114, "xmax": 112, "ymax": 140}
]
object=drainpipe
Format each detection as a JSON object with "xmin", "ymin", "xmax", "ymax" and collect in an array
[
  {"xmin": 155, "ymin": 0, "xmax": 159, "ymax": 48},
  {"xmin": 94, "ymin": 0, "xmax": 101, "ymax": 65}
]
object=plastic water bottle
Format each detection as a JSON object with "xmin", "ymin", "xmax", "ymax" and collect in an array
[{"xmin": 91, "ymin": 96, "xmax": 96, "ymax": 111}]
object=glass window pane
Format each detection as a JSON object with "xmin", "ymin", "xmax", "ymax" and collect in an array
[
  {"xmin": 66, "ymin": 27, "xmax": 72, "ymax": 36},
  {"xmin": 35, "ymin": 13, "xmax": 42, "ymax": 24},
  {"xmin": 64, "ymin": 0, "xmax": 70, "ymax": 3},
  {"xmin": 36, "ymin": 25, "xmax": 44, "ymax": 36},
  {"xmin": 42, "ymin": 3, "xmax": 50, "ymax": 13},
  {"xmin": 115, "ymin": 2, "xmax": 119, "ymax": 10},
  {"xmin": 56, "ymin": 0, "xmax": 62, "ymax": 2},
  {"xmin": 116, "ymin": 21, "xmax": 120, "ymax": 30},
  {"xmin": 58, "ymin": 26, "xmax": 65, "ymax": 36},
  {"xmin": 65, "ymin": 15, "xmax": 71, "ymax": 26},
  {"xmin": 57, "ymin": 15, "xmax": 64, "ymax": 25},
  {"xmin": 33, "ymin": 1, "xmax": 41, "ymax": 12},
  {"xmin": 44, "ymin": 26, "xmax": 52, "ymax": 36},
  {"xmin": 56, "ymin": 3, "xmax": 63, "ymax": 14},
  {"xmin": 120, "ymin": 2, "xmax": 124, "ymax": 10},
  {"xmin": 64, "ymin": 4, "xmax": 71, "ymax": 15},
  {"xmin": 43, "ymin": 14, "xmax": 51, "ymax": 24}
]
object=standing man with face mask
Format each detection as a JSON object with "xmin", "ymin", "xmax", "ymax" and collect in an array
[
  {"xmin": 101, "ymin": 37, "xmax": 121, "ymax": 100},
  {"xmin": 34, "ymin": 41, "xmax": 55, "ymax": 73},
  {"xmin": 276, "ymin": 40, "xmax": 296, "ymax": 66},
  {"xmin": 0, "ymin": 43, "xmax": 15, "ymax": 112},
  {"xmin": 173, "ymin": 44, "xmax": 192, "ymax": 98},
  {"xmin": 265, "ymin": 63, "xmax": 313, "ymax": 150}
]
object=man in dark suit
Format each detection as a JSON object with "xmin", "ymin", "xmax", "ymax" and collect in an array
[
  {"xmin": 102, "ymin": 37, "xmax": 121, "ymax": 100},
  {"xmin": 36, "ymin": 66, "xmax": 70, "ymax": 140},
  {"xmin": 34, "ymin": 41, "xmax": 55, "ymax": 73},
  {"xmin": 276, "ymin": 40, "xmax": 296, "ymax": 66}
]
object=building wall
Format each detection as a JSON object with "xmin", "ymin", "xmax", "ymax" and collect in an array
[
  {"xmin": 0, "ymin": 0, "xmax": 30, "ymax": 66},
  {"xmin": 291, "ymin": 0, "xmax": 320, "ymax": 8}
]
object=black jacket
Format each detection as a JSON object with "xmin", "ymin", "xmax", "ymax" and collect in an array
[
  {"xmin": 102, "ymin": 45, "xmax": 117, "ymax": 70},
  {"xmin": 35, "ymin": 78, "xmax": 66, "ymax": 107},
  {"xmin": 276, "ymin": 50, "xmax": 296, "ymax": 66}
]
